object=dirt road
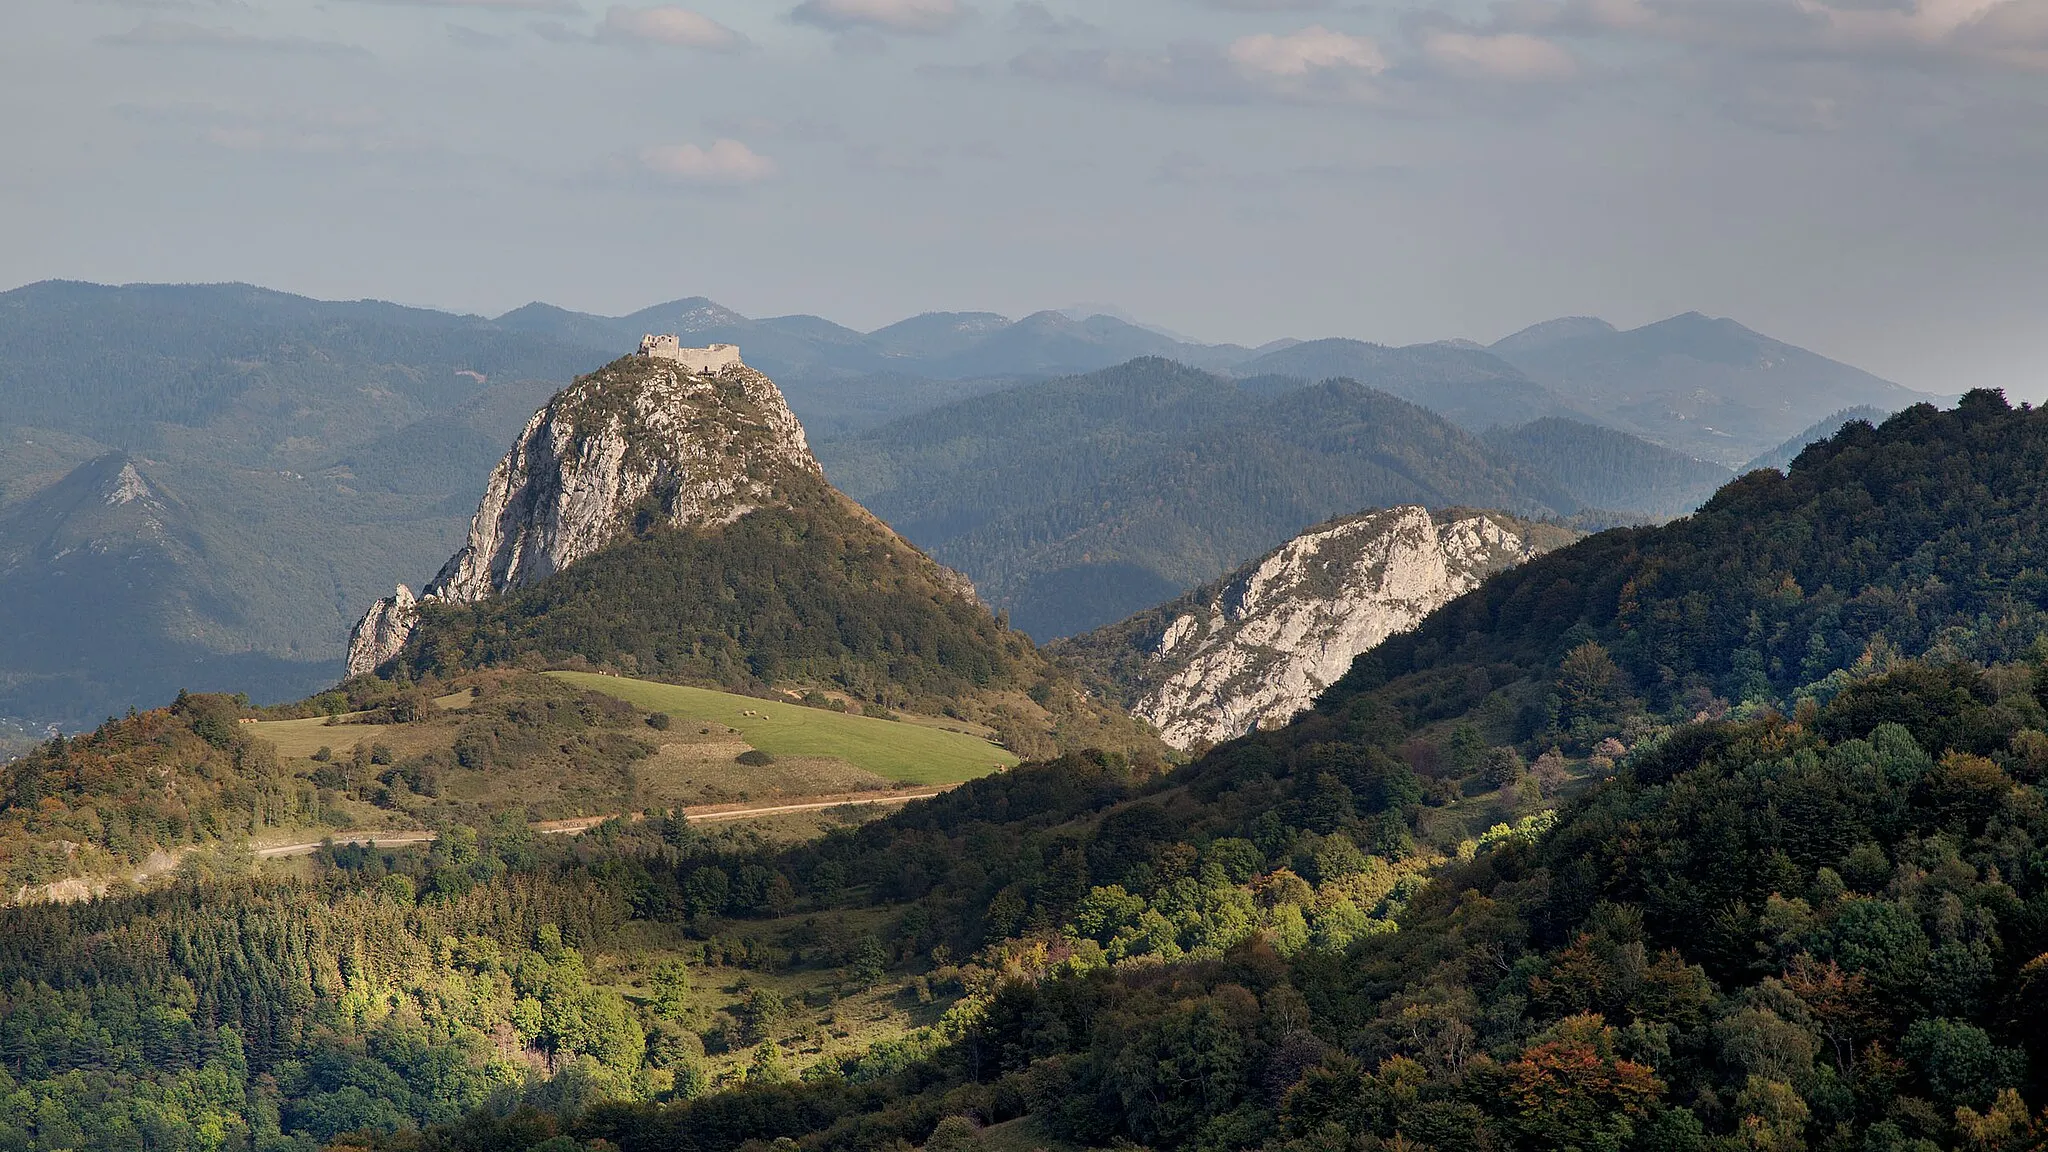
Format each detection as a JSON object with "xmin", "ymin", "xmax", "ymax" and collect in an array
[{"xmin": 249, "ymin": 788, "xmax": 951, "ymax": 859}]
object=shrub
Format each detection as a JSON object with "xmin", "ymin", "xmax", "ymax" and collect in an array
[
  {"xmin": 646, "ymin": 712, "xmax": 672, "ymax": 730},
  {"xmin": 735, "ymin": 749, "xmax": 775, "ymax": 767}
]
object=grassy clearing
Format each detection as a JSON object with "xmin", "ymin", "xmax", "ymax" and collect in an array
[
  {"xmin": 248, "ymin": 714, "xmax": 449, "ymax": 762},
  {"xmin": 550, "ymin": 672, "xmax": 1016, "ymax": 785}
]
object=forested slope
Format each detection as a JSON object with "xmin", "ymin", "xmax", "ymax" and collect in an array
[
  {"xmin": 1330, "ymin": 391, "xmax": 2048, "ymax": 751},
  {"xmin": 330, "ymin": 656, "xmax": 2048, "ymax": 1152},
  {"xmin": 1484, "ymin": 416, "xmax": 1733, "ymax": 519}
]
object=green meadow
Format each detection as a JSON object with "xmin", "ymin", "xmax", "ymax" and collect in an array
[{"xmin": 548, "ymin": 671, "xmax": 1017, "ymax": 785}]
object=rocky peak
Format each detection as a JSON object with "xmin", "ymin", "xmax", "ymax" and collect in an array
[
  {"xmin": 345, "ymin": 344, "xmax": 823, "ymax": 676},
  {"xmin": 1064, "ymin": 507, "xmax": 1575, "ymax": 749},
  {"xmin": 345, "ymin": 585, "xmax": 418, "ymax": 678},
  {"xmin": 103, "ymin": 462, "xmax": 153, "ymax": 506}
]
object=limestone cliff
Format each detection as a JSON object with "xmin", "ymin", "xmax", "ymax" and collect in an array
[
  {"xmin": 345, "ymin": 347, "xmax": 823, "ymax": 675},
  {"xmin": 1056, "ymin": 507, "xmax": 1577, "ymax": 749},
  {"xmin": 345, "ymin": 585, "xmax": 418, "ymax": 678}
]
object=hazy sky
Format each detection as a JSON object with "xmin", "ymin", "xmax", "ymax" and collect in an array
[{"xmin": 7, "ymin": 0, "xmax": 2047, "ymax": 396}]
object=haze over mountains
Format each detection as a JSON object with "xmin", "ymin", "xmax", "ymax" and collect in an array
[{"xmin": 0, "ymin": 279, "xmax": 1943, "ymax": 729}]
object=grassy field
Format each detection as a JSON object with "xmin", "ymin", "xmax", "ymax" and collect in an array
[{"xmin": 550, "ymin": 672, "xmax": 1017, "ymax": 785}]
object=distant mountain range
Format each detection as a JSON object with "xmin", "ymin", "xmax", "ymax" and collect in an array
[
  {"xmin": 1484, "ymin": 313, "xmax": 1941, "ymax": 467},
  {"xmin": 0, "ymin": 278, "xmax": 1947, "ymax": 727},
  {"xmin": 817, "ymin": 358, "xmax": 1584, "ymax": 640}
]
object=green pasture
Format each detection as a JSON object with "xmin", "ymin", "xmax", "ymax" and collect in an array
[{"xmin": 549, "ymin": 671, "xmax": 1016, "ymax": 785}]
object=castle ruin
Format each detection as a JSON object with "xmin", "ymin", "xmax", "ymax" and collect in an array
[{"xmin": 639, "ymin": 333, "xmax": 742, "ymax": 373}]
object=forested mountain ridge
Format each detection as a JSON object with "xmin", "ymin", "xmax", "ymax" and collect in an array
[
  {"xmin": 1327, "ymin": 391, "xmax": 2048, "ymax": 753},
  {"xmin": 1484, "ymin": 417, "xmax": 1735, "ymax": 520},
  {"xmin": 0, "ymin": 449, "xmax": 452, "ymax": 730},
  {"xmin": 1229, "ymin": 338, "xmax": 1574, "ymax": 433},
  {"xmin": 818, "ymin": 359, "xmax": 1583, "ymax": 640},
  {"xmin": 1743, "ymin": 406, "xmax": 1895, "ymax": 474}
]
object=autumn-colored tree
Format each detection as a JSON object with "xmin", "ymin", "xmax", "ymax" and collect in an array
[
  {"xmin": 1781, "ymin": 954, "xmax": 1881, "ymax": 1074},
  {"xmin": 1503, "ymin": 1014, "xmax": 1663, "ymax": 1150}
]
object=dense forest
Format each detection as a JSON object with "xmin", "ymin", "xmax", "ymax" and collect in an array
[{"xmin": 8, "ymin": 649, "xmax": 2031, "ymax": 1151}]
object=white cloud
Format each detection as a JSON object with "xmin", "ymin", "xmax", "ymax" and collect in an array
[
  {"xmin": 1228, "ymin": 25, "xmax": 1385, "ymax": 77},
  {"xmin": 638, "ymin": 139, "xmax": 777, "ymax": 183},
  {"xmin": 599, "ymin": 5, "xmax": 742, "ymax": 48},
  {"xmin": 1422, "ymin": 30, "xmax": 1577, "ymax": 81},
  {"xmin": 789, "ymin": 0, "xmax": 965, "ymax": 33}
]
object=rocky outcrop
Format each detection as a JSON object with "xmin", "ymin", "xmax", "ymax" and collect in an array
[
  {"xmin": 1060, "ymin": 507, "xmax": 1575, "ymax": 749},
  {"xmin": 345, "ymin": 346, "xmax": 824, "ymax": 675},
  {"xmin": 345, "ymin": 585, "xmax": 418, "ymax": 678}
]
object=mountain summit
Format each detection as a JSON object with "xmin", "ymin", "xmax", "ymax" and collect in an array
[
  {"xmin": 344, "ymin": 339, "xmax": 1152, "ymax": 758},
  {"xmin": 347, "ymin": 341, "xmax": 829, "ymax": 675}
]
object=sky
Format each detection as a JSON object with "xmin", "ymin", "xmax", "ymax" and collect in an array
[{"xmin": 6, "ymin": 0, "xmax": 2048, "ymax": 398}]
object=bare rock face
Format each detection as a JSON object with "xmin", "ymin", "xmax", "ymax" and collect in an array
[
  {"xmin": 344, "ymin": 347, "xmax": 823, "ymax": 676},
  {"xmin": 1108, "ymin": 507, "xmax": 1570, "ymax": 749},
  {"xmin": 345, "ymin": 585, "xmax": 419, "ymax": 678}
]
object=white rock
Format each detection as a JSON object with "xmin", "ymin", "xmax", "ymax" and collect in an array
[
  {"xmin": 346, "ymin": 585, "xmax": 419, "ymax": 678},
  {"xmin": 1127, "ymin": 507, "xmax": 1560, "ymax": 749}
]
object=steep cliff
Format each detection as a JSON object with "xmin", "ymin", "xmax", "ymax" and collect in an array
[
  {"xmin": 1056, "ymin": 507, "xmax": 1576, "ymax": 748},
  {"xmin": 346, "ymin": 349, "xmax": 823, "ymax": 675}
]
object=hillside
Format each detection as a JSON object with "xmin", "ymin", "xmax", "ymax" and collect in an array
[
  {"xmin": 818, "ymin": 359, "xmax": 1580, "ymax": 640},
  {"xmin": 1490, "ymin": 312, "xmax": 1946, "ymax": 466},
  {"xmin": 1057, "ymin": 507, "xmax": 1578, "ymax": 749},
  {"xmin": 1484, "ymin": 416, "xmax": 1734, "ymax": 519},
  {"xmin": 1230, "ymin": 338, "xmax": 1572, "ymax": 432},
  {"xmin": 0, "ymin": 664, "xmax": 1015, "ymax": 895},
  {"xmin": 0, "ymin": 452, "xmax": 436, "ymax": 727},
  {"xmin": 1328, "ymin": 391, "xmax": 2048, "ymax": 753}
]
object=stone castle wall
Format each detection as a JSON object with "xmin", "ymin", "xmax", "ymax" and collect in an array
[{"xmin": 639, "ymin": 334, "xmax": 742, "ymax": 373}]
